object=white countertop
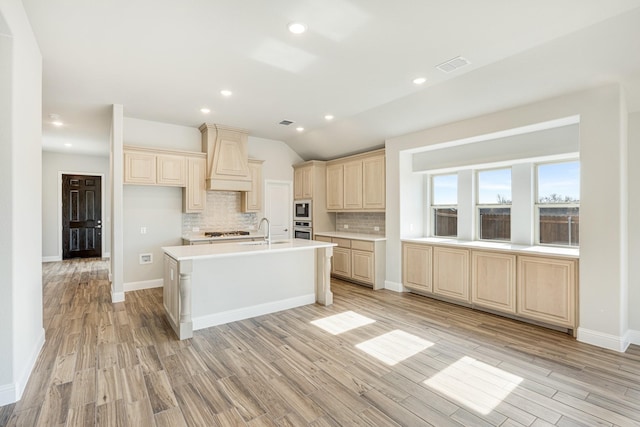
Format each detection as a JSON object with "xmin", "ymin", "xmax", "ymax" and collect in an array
[
  {"xmin": 182, "ymin": 232, "xmax": 264, "ymax": 243},
  {"xmin": 164, "ymin": 238, "xmax": 336, "ymax": 261},
  {"xmin": 314, "ymin": 231, "xmax": 386, "ymax": 242},
  {"xmin": 401, "ymin": 237, "xmax": 579, "ymax": 258}
]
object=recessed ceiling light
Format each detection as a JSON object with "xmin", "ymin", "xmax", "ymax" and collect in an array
[
  {"xmin": 64, "ymin": 143, "xmax": 72, "ymax": 147},
  {"xmin": 52, "ymin": 121, "xmax": 64, "ymax": 127},
  {"xmin": 288, "ymin": 22, "xmax": 307, "ymax": 34},
  {"xmin": 296, "ymin": 127, "xmax": 304, "ymax": 132},
  {"xmin": 324, "ymin": 115, "xmax": 334, "ymax": 121},
  {"xmin": 220, "ymin": 90, "xmax": 232, "ymax": 97},
  {"xmin": 413, "ymin": 77, "xmax": 427, "ymax": 85},
  {"xmin": 200, "ymin": 108, "xmax": 210, "ymax": 114}
]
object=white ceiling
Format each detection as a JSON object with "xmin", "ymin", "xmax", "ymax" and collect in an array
[{"xmin": 22, "ymin": 0, "xmax": 640, "ymax": 160}]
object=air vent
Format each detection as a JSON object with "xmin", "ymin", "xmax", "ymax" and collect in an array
[
  {"xmin": 436, "ymin": 56, "xmax": 470, "ymax": 73},
  {"xmin": 279, "ymin": 120, "xmax": 294, "ymax": 126}
]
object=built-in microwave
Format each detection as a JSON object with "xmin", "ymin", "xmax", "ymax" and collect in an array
[{"xmin": 294, "ymin": 200, "xmax": 311, "ymax": 221}]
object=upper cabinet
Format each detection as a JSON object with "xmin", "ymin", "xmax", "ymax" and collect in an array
[
  {"xmin": 242, "ymin": 159, "xmax": 264, "ymax": 213},
  {"xmin": 199, "ymin": 123, "xmax": 252, "ymax": 192},
  {"xmin": 294, "ymin": 164, "xmax": 313, "ymax": 200},
  {"xmin": 326, "ymin": 149, "xmax": 385, "ymax": 212},
  {"xmin": 123, "ymin": 146, "xmax": 206, "ymax": 212},
  {"xmin": 124, "ymin": 146, "xmax": 186, "ymax": 187},
  {"xmin": 326, "ymin": 163, "xmax": 344, "ymax": 209}
]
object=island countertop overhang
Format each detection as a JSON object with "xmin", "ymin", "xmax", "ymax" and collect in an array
[{"xmin": 163, "ymin": 238, "xmax": 336, "ymax": 261}]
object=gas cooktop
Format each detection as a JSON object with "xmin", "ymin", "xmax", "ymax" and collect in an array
[{"xmin": 204, "ymin": 230, "xmax": 251, "ymax": 237}]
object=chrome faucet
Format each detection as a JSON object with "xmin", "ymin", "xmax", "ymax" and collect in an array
[{"xmin": 258, "ymin": 217, "xmax": 271, "ymax": 243}]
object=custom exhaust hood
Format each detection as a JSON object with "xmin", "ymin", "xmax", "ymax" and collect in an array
[{"xmin": 199, "ymin": 123, "xmax": 252, "ymax": 192}]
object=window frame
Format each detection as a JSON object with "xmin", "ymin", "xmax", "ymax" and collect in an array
[
  {"xmin": 476, "ymin": 167, "xmax": 512, "ymax": 242},
  {"xmin": 430, "ymin": 173, "xmax": 458, "ymax": 238},
  {"xmin": 534, "ymin": 160, "xmax": 580, "ymax": 247}
]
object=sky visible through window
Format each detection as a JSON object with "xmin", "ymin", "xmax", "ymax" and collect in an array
[
  {"xmin": 432, "ymin": 174, "xmax": 457, "ymax": 205},
  {"xmin": 538, "ymin": 161, "xmax": 580, "ymax": 202},
  {"xmin": 478, "ymin": 168, "xmax": 511, "ymax": 204}
]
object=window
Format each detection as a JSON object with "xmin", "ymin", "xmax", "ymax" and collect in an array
[
  {"xmin": 536, "ymin": 161, "xmax": 580, "ymax": 246},
  {"xmin": 477, "ymin": 168, "xmax": 511, "ymax": 241},
  {"xmin": 431, "ymin": 174, "xmax": 457, "ymax": 237}
]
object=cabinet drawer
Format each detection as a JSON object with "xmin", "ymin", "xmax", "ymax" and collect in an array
[
  {"xmin": 351, "ymin": 240, "xmax": 374, "ymax": 252},
  {"xmin": 314, "ymin": 235, "xmax": 332, "ymax": 243},
  {"xmin": 332, "ymin": 237, "xmax": 351, "ymax": 248}
]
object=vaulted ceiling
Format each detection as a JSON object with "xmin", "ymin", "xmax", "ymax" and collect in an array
[{"xmin": 23, "ymin": 0, "xmax": 640, "ymax": 160}]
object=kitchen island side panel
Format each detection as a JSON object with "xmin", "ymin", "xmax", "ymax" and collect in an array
[{"xmin": 190, "ymin": 249, "xmax": 315, "ymax": 325}]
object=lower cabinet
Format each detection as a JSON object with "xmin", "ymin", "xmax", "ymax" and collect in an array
[
  {"xmin": 471, "ymin": 251, "xmax": 516, "ymax": 314},
  {"xmin": 402, "ymin": 244, "xmax": 432, "ymax": 292},
  {"xmin": 315, "ymin": 234, "xmax": 385, "ymax": 289},
  {"xmin": 332, "ymin": 247, "xmax": 352, "ymax": 278},
  {"xmin": 517, "ymin": 256, "xmax": 576, "ymax": 328},
  {"xmin": 402, "ymin": 242, "xmax": 578, "ymax": 331},
  {"xmin": 433, "ymin": 247, "xmax": 469, "ymax": 302}
]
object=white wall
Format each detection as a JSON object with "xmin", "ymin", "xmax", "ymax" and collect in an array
[
  {"xmin": 0, "ymin": 0, "xmax": 44, "ymax": 405},
  {"xmin": 42, "ymin": 151, "xmax": 111, "ymax": 260},
  {"xmin": 628, "ymin": 112, "xmax": 640, "ymax": 338},
  {"xmin": 386, "ymin": 84, "xmax": 631, "ymax": 352},
  {"xmin": 120, "ymin": 120, "xmax": 303, "ymax": 288}
]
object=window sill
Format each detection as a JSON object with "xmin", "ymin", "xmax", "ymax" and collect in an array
[{"xmin": 401, "ymin": 237, "xmax": 579, "ymax": 259}]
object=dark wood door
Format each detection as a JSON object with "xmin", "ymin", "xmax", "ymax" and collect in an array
[{"xmin": 62, "ymin": 174, "xmax": 102, "ymax": 259}]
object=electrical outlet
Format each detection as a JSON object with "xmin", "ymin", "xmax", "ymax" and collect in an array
[
  {"xmin": 139, "ymin": 253, "xmax": 153, "ymax": 264},
  {"xmin": 374, "ymin": 226, "xmax": 380, "ymax": 231},
  {"xmin": 343, "ymin": 224, "xmax": 349, "ymax": 229},
  {"xmin": 192, "ymin": 227, "xmax": 200, "ymax": 232},
  {"xmin": 140, "ymin": 227, "xmax": 147, "ymax": 234}
]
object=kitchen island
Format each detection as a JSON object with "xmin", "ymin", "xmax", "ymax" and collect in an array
[{"xmin": 162, "ymin": 239, "xmax": 335, "ymax": 340}]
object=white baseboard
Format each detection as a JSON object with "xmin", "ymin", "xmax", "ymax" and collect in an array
[
  {"xmin": 384, "ymin": 280, "xmax": 405, "ymax": 292},
  {"xmin": 111, "ymin": 291, "xmax": 125, "ymax": 303},
  {"xmin": 42, "ymin": 255, "xmax": 61, "ymax": 263},
  {"xmin": 0, "ymin": 327, "xmax": 45, "ymax": 406},
  {"xmin": 124, "ymin": 279, "xmax": 163, "ymax": 292},
  {"xmin": 193, "ymin": 293, "xmax": 316, "ymax": 331},
  {"xmin": 577, "ymin": 327, "xmax": 630, "ymax": 352},
  {"xmin": 626, "ymin": 329, "xmax": 640, "ymax": 346}
]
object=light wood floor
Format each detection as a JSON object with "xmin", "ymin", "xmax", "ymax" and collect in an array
[{"xmin": 1, "ymin": 259, "xmax": 639, "ymax": 426}]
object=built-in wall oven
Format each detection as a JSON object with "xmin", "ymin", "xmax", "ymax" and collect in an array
[
  {"xmin": 294, "ymin": 200, "xmax": 311, "ymax": 221},
  {"xmin": 293, "ymin": 221, "xmax": 312, "ymax": 240}
]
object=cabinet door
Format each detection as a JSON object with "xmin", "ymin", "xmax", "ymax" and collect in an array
[
  {"xmin": 332, "ymin": 247, "xmax": 351, "ymax": 278},
  {"xmin": 363, "ymin": 155, "xmax": 385, "ymax": 210},
  {"xmin": 157, "ymin": 154, "xmax": 186, "ymax": 186},
  {"xmin": 326, "ymin": 164, "xmax": 344, "ymax": 210},
  {"xmin": 402, "ymin": 243, "xmax": 432, "ymax": 292},
  {"xmin": 163, "ymin": 255, "xmax": 179, "ymax": 327},
  {"xmin": 351, "ymin": 249, "xmax": 374, "ymax": 285},
  {"xmin": 433, "ymin": 247, "xmax": 469, "ymax": 302},
  {"xmin": 343, "ymin": 161, "xmax": 363, "ymax": 209},
  {"xmin": 294, "ymin": 168, "xmax": 304, "ymax": 199},
  {"xmin": 242, "ymin": 160, "xmax": 263, "ymax": 212},
  {"xmin": 517, "ymin": 256, "xmax": 576, "ymax": 328},
  {"xmin": 302, "ymin": 166, "xmax": 313, "ymax": 199},
  {"xmin": 124, "ymin": 151, "xmax": 156, "ymax": 184},
  {"xmin": 183, "ymin": 157, "xmax": 206, "ymax": 213},
  {"xmin": 471, "ymin": 251, "xmax": 516, "ymax": 313}
]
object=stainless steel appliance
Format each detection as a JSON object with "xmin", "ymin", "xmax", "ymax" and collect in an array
[
  {"xmin": 293, "ymin": 220, "xmax": 312, "ymax": 240},
  {"xmin": 294, "ymin": 200, "xmax": 311, "ymax": 221}
]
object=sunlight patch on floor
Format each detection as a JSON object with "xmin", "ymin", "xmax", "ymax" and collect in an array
[
  {"xmin": 310, "ymin": 311, "xmax": 375, "ymax": 335},
  {"xmin": 355, "ymin": 330, "xmax": 433, "ymax": 365},
  {"xmin": 424, "ymin": 356, "xmax": 523, "ymax": 415}
]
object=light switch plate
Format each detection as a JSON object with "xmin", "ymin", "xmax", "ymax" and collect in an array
[{"xmin": 343, "ymin": 224, "xmax": 349, "ymax": 229}]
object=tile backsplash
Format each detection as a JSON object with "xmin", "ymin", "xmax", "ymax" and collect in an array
[
  {"xmin": 182, "ymin": 191, "xmax": 257, "ymax": 235},
  {"xmin": 336, "ymin": 212, "xmax": 385, "ymax": 235}
]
